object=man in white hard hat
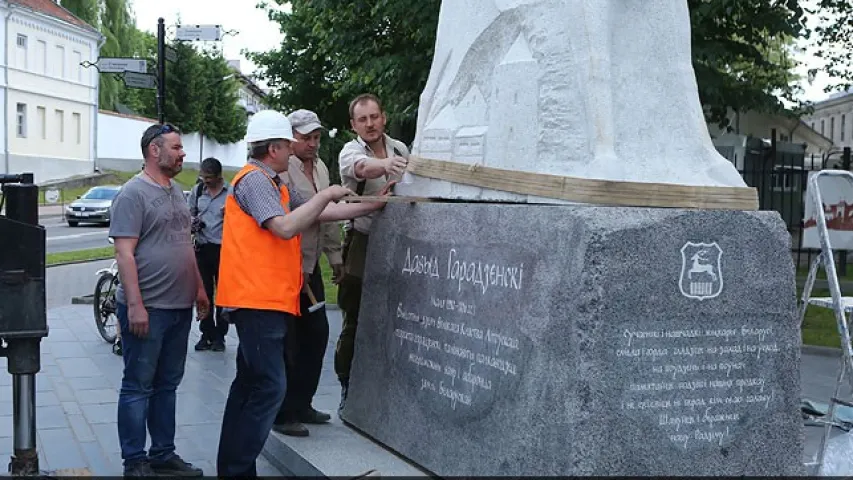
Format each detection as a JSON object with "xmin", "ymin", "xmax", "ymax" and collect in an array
[{"xmin": 214, "ymin": 110, "xmax": 393, "ymax": 478}]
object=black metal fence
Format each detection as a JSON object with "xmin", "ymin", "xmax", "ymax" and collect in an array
[{"xmin": 725, "ymin": 132, "xmax": 853, "ymax": 277}]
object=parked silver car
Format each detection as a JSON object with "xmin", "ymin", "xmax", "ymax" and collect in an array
[{"xmin": 64, "ymin": 185, "xmax": 121, "ymax": 227}]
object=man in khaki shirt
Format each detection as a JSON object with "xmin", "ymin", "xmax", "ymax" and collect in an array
[
  {"xmin": 273, "ymin": 109, "xmax": 344, "ymax": 437},
  {"xmin": 335, "ymin": 93, "xmax": 409, "ymax": 414}
]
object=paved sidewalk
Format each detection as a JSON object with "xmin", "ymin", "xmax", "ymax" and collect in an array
[{"xmin": 0, "ymin": 305, "xmax": 281, "ymax": 476}]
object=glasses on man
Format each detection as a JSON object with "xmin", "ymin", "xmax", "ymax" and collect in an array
[{"xmin": 142, "ymin": 123, "xmax": 178, "ymax": 150}]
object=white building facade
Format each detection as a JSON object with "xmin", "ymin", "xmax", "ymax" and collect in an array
[
  {"xmin": 1, "ymin": 0, "xmax": 102, "ymax": 182},
  {"xmin": 802, "ymin": 91, "xmax": 853, "ymax": 152}
]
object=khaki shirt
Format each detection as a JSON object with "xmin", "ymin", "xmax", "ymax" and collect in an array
[
  {"xmin": 338, "ymin": 134, "xmax": 410, "ymax": 234},
  {"xmin": 281, "ymin": 155, "xmax": 343, "ymax": 272}
]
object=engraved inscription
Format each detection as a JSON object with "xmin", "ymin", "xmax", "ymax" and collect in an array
[
  {"xmin": 617, "ymin": 326, "xmax": 781, "ymax": 449},
  {"xmin": 393, "ymin": 245, "xmax": 527, "ymax": 411}
]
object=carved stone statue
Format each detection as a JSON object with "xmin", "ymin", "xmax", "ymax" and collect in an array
[{"xmin": 395, "ymin": 0, "xmax": 747, "ymax": 202}]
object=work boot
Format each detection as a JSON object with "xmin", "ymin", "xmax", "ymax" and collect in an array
[
  {"xmin": 338, "ymin": 378, "xmax": 349, "ymax": 417},
  {"xmin": 123, "ymin": 460, "xmax": 156, "ymax": 477},
  {"xmin": 194, "ymin": 338, "xmax": 212, "ymax": 351},
  {"xmin": 149, "ymin": 454, "xmax": 203, "ymax": 477},
  {"xmin": 273, "ymin": 421, "xmax": 309, "ymax": 437},
  {"xmin": 298, "ymin": 407, "xmax": 331, "ymax": 424}
]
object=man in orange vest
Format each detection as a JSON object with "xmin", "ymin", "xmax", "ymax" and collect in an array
[{"xmin": 214, "ymin": 110, "xmax": 391, "ymax": 478}]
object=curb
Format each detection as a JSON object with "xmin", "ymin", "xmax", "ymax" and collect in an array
[
  {"xmin": 261, "ymin": 435, "xmax": 327, "ymax": 478},
  {"xmin": 71, "ymin": 294, "xmax": 94, "ymax": 305},
  {"xmin": 47, "ymin": 257, "xmax": 113, "ymax": 268},
  {"xmin": 802, "ymin": 344, "xmax": 843, "ymax": 358}
]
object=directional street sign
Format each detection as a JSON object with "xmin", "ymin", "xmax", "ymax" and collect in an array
[
  {"xmin": 97, "ymin": 57, "xmax": 147, "ymax": 74},
  {"xmin": 165, "ymin": 45, "xmax": 177, "ymax": 63},
  {"xmin": 175, "ymin": 24, "xmax": 221, "ymax": 41},
  {"xmin": 123, "ymin": 71, "xmax": 156, "ymax": 90}
]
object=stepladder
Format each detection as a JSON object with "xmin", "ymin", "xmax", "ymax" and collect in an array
[{"xmin": 799, "ymin": 169, "xmax": 853, "ymax": 475}]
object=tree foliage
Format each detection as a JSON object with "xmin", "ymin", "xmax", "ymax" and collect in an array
[
  {"xmin": 61, "ymin": 0, "xmax": 247, "ymax": 143},
  {"xmin": 806, "ymin": 0, "xmax": 853, "ymax": 95}
]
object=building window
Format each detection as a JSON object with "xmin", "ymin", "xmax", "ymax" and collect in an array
[
  {"xmin": 831, "ymin": 117, "xmax": 836, "ymax": 141},
  {"xmin": 16, "ymin": 103, "xmax": 26, "ymax": 138},
  {"xmin": 55, "ymin": 45, "xmax": 65, "ymax": 78},
  {"xmin": 16, "ymin": 34, "xmax": 27, "ymax": 69},
  {"xmin": 55, "ymin": 109, "xmax": 64, "ymax": 142},
  {"xmin": 73, "ymin": 113, "xmax": 81, "ymax": 144},
  {"xmin": 36, "ymin": 40, "xmax": 46, "ymax": 74},
  {"xmin": 37, "ymin": 107, "xmax": 45, "ymax": 139},
  {"xmin": 822, "ymin": 119, "xmax": 826, "ymax": 136},
  {"xmin": 73, "ymin": 50, "xmax": 82, "ymax": 82},
  {"xmin": 843, "ymin": 115, "xmax": 847, "ymax": 142}
]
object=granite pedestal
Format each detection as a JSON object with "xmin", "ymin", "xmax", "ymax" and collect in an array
[{"xmin": 341, "ymin": 202, "xmax": 805, "ymax": 476}]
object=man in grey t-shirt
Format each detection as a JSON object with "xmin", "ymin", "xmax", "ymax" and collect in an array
[{"xmin": 109, "ymin": 122, "xmax": 209, "ymax": 477}]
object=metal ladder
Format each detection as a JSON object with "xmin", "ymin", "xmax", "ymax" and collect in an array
[{"xmin": 799, "ymin": 170, "xmax": 853, "ymax": 475}]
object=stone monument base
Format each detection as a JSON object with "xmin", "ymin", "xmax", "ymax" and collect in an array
[{"xmin": 342, "ymin": 202, "xmax": 805, "ymax": 476}]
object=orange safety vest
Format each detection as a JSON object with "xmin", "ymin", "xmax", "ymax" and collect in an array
[{"xmin": 216, "ymin": 163, "xmax": 303, "ymax": 315}]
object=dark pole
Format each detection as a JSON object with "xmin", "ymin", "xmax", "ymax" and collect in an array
[
  {"xmin": 840, "ymin": 147, "xmax": 852, "ymax": 277},
  {"xmin": 157, "ymin": 17, "xmax": 166, "ymax": 124}
]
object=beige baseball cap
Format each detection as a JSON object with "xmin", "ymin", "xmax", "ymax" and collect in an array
[{"xmin": 287, "ymin": 109, "xmax": 325, "ymax": 135}]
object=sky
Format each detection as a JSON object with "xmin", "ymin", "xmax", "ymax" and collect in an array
[
  {"xmin": 129, "ymin": 0, "xmax": 287, "ymax": 88},
  {"xmin": 128, "ymin": 0, "xmax": 842, "ymax": 104}
]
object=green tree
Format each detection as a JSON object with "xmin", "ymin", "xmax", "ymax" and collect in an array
[{"xmin": 806, "ymin": 0, "xmax": 853, "ymax": 95}]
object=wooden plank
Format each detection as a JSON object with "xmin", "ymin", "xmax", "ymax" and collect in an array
[
  {"xmin": 340, "ymin": 195, "xmax": 437, "ymax": 203},
  {"xmin": 407, "ymin": 156, "xmax": 759, "ymax": 211}
]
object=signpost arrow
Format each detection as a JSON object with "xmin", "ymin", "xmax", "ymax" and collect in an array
[
  {"xmin": 175, "ymin": 24, "xmax": 221, "ymax": 41},
  {"xmin": 165, "ymin": 45, "xmax": 177, "ymax": 63},
  {"xmin": 123, "ymin": 71, "xmax": 156, "ymax": 90},
  {"xmin": 96, "ymin": 57, "xmax": 147, "ymax": 74}
]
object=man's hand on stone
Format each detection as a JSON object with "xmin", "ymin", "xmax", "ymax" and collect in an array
[
  {"xmin": 322, "ymin": 185, "xmax": 355, "ymax": 202},
  {"xmin": 128, "ymin": 303, "xmax": 149, "ymax": 338},
  {"xmin": 331, "ymin": 263, "xmax": 345, "ymax": 285},
  {"xmin": 195, "ymin": 288, "xmax": 210, "ymax": 321},
  {"xmin": 384, "ymin": 156, "xmax": 408, "ymax": 177}
]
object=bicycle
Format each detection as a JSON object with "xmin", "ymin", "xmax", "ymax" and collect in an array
[{"xmin": 93, "ymin": 237, "xmax": 121, "ymax": 355}]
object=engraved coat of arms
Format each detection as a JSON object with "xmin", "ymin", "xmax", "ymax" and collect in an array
[{"xmin": 679, "ymin": 242, "xmax": 723, "ymax": 300}]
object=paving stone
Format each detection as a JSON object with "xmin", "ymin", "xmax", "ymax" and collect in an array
[
  {"xmin": 56, "ymin": 358, "xmax": 102, "ymax": 378},
  {"xmin": 90, "ymin": 423, "xmax": 120, "ymax": 455},
  {"xmin": 38, "ymin": 427, "xmax": 87, "ymax": 470},
  {"xmin": 53, "ymin": 381, "xmax": 76, "ymax": 403},
  {"xmin": 67, "ymin": 414, "xmax": 95, "ymax": 442},
  {"xmin": 49, "ymin": 342, "xmax": 88, "ymax": 359},
  {"xmin": 47, "ymin": 329, "xmax": 77, "ymax": 343},
  {"xmin": 37, "ymin": 405, "xmax": 70, "ymax": 429},
  {"xmin": 35, "ymin": 390, "xmax": 60, "ymax": 407},
  {"xmin": 68, "ymin": 376, "xmax": 113, "ymax": 391},
  {"xmin": 61, "ymin": 401, "xmax": 81, "ymax": 416},
  {"xmin": 78, "ymin": 440, "xmax": 120, "ymax": 476},
  {"xmin": 80, "ymin": 403, "xmax": 116, "ymax": 425},
  {"xmin": 74, "ymin": 388, "xmax": 116, "ymax": 405}
]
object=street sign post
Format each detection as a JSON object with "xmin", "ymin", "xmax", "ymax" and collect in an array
[
  {"xmin": 175, "ymin": 24, "xmax": 221, "ymax": 41},
  {"xmin": 124, "ymin": 71, "xmax": 156, "ymax": 90},
  {"xmin": 96, "ymin": 57, "xmax": 147, "ymax": 74}
]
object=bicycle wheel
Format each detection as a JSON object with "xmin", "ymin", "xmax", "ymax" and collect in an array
[{"xmin": 93, "ymin": 273, "xmax": 118, "ymax": 343}]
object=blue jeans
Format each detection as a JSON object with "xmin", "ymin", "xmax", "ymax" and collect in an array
[
  {"xmin": 216, "ymin": 309, "xmax": 289, "ymax": 477},
  {"xmin": 116, "ymin": 302, "xmax": 192, "ymax": 467}
]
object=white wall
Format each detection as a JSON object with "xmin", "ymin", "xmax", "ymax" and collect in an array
[{"xmin": 97, "ymin": 111, "xmax": 248, "ymax": 171}]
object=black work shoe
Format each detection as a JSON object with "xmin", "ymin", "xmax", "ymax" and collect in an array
[
  {"xmin": 149, "ymin": 455, "xmax": 203, "ymax": 476},
  {"xmin": 298, "ymin": 407, "xmax": 331, "ymax": 424},
  {"xmin": 123, "ymin": 460, "xmax": 156, "ymax": 477},
  {"xmin": 194, "ymin": 338, "xmax": 212, "ymax": 351},
  {"xmin": 211, "ymin": 340, "xmax": 225, "ymax": 352},
  {"xmin": 338, "ymin": 379, "xmax": 349, "ymax": 417},
  {"xmin": 273, "ymin": 421, "xmax": 309, "ymax": 437}
]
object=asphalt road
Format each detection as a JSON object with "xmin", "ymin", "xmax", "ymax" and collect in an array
[{"xmin": 43, "ymin": 215, "xmax": 111, "ymax": 254}]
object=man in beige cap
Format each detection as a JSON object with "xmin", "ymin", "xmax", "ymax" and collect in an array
[{"xmin": 273, "ymin": 109, "xmax": 344, "ymax": 437}]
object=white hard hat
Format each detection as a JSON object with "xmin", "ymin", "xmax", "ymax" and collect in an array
[{"xmin": 245, "ymin": 110, "xmax": 296, "ymax": 143}]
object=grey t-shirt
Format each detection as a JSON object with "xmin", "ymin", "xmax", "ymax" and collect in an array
[{"xmin": 109, "ymin": 174, "xmax": 198, "ymax": 309}]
